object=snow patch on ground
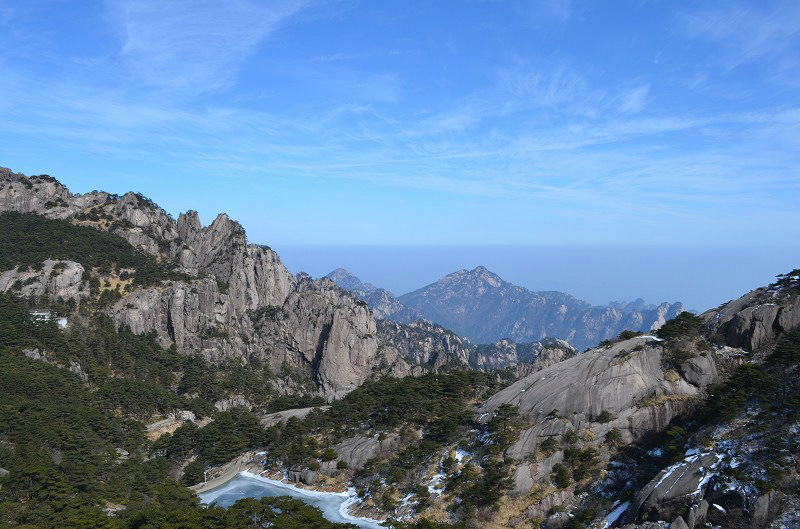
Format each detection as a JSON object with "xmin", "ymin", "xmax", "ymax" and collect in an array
[
  {"xmin": 427, "ymin": 472, "xmax": 446, "ymax": 495},
  {"xmin": 599, "ymin": 501, "xmax": 630, "ymax": 529}
]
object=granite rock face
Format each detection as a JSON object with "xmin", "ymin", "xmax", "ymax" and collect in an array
[
  {"xmin": 332, "ymin": 433, "xmax": 401, "ymax": 470},
  {"xmin": 376, "ymin": 319, "xmax": 472, "ymax": 370},
  {"xmin": 259, "ymin": 406, "xmax": 331, "ymax": 428},
  {"xmin": 0, "ymin": 259, "xmax": 87, "ymax": 301},
  {"xmin": 473, "ymin": 337, "xmax": 576, "ymax": 372},
  {"xmin": 479, "ymin": 336, "xmax": 703, "ymax": 431},
  {"xmin": 376, "ymin": 319, "xmax": 577, "ymax": 373},
  {"xmin": 108, "ymin": 272, "xmax": 382, "ymax": 399},
  {"xmin": 626, "ymin": 453, "xmax": 721, "ymax": 524},
  {"xmin": 478, "ymin": 335, "xmax": 717, "ymax": 495}
]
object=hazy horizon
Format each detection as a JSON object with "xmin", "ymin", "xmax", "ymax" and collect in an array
[
  {"xmin": 275, "ymin": 244, "xmax": 800, "ymax": 312},
  {"xmin": 1, "ymin": 0, "xmax": 798, "ymax": 316},
  {"xmin": 2, "ymin": 1, "xmax": 799, "ymax": 249}
]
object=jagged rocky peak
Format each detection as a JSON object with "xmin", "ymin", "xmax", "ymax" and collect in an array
[
  {"xmin": 435, "ymin": 265, "xmax": 506, "ymax": 289},
  {"xmin": 325, "ymin": 268, "xmax": 377, "ymax": 293},
  {"xmin": 326, "ymin": 268, "xmax": 425, "ymax": 323},
  {"xmin": 0, "ymin": 169, "xmax": 387, "ymax": 400},
  {"xmin": 173, "ymin": 209, "xmax": 294, "ymax": 310}
]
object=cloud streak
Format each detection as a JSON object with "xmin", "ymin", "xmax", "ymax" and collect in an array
[
  {"xmin": 108, "ymin": 0, "xmax": 312, "ymax": 92},
  {"xmin": 0, "ymin": 1, "xmax": 798, "ymax": 246},
  {"xmin": 677, "ymin": 2, "xmax": 800, "ymax": 68}
]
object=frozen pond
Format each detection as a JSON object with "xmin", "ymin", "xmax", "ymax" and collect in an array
[{"xmin": 198, "ymin": 472, "xmax": 385, "ymax": 529}]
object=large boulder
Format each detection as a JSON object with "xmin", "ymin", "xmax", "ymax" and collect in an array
[
  {"xmin": 685, "ymin": 499, "xmax": 708, "ymax": 529},
  {"xmin": 680, "ymin": 353, "xmax": 718, "ymax": 388},
  {"xmin": 259, "ymin": 406, "xmax": 331, "ymax": 427},
  {"xmin": 625, "ymin": 452, "xmax": 721, "ymax": 524},
  {"xmin": 287, "ymin": 466, "xmax": 319, "ymax": 485},
  {"xmin": 751, "ymin": 490, "xmax": 785, "ymax": 529},
  {"xmin": 333, "ymin": 433, "xmax": 401, "ymax": 470}
]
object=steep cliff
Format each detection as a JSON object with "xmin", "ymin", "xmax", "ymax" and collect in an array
[{"xmin": 495, "ymin": 274, "xmax": 800, "ymax": 529}]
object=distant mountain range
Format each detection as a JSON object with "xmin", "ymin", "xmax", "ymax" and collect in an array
[
  {"xmin": 326, "ymin": 266, "xmax": 684, "ymax": 350},
  {"xmin": 325, "ymin": 268, "xmax": 425, "ymax": 323}
]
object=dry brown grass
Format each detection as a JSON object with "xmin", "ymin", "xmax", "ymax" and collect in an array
[
  {"xmin": 473, "ymin": 484, "xmax": 559, "ymax": 529},
  {"xmin": 637, "ymin": 393, "xmax": 695, "ymax": 408},
  {"xmin": 611, "ymin": 348, "xmax": 642, "ymax": 366}
]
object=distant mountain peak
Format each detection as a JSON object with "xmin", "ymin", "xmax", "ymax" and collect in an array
[
  {"xmin": 439, "ymin": 265, "xmax": 506, "ymax": 288},
  {"xmin": 470, "ymin": 265, "xmax": 503, "ymax": 286},
  {"xmin": 325, "ymin": 268, "xmax": 426, "ymax": 323},
  {"xmin": 325, "ymin": 268, "xmax": 376, "ymax": 293}
]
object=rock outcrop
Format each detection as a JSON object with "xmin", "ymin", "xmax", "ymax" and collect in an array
[
  {"xmin": 473, "ymin": 337, "xmax": 576, "ymax": 372},
  {"xmin": 625, "ymin": 453, "xmax": 721, "ymax": 524},
  {"xmin": 0, "ymin": 259, "xmax": 87, "ymax": 301},
  {"xmin": 259, "ymin": 406, "xmax": 331, "ymax": 428},
  {"xmin": 703, "ymin": 280, "xmax": 800, "ymax": 353},
  {"xmin": 376, "ymin": 319, "xmax": 472, "ymax": 370},
  {"xmin": 376, "ymin": 319, "xmax": 578, "ymax": 373},
  {"xmin": 333, "ymin": 433, "xmax": 401, "ymax": 470},
  {"xmin": 477, "ymin": 335, "xmax": 718, "ymax": 495}
]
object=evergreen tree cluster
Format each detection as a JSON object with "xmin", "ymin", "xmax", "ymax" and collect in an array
[{"xmin": 0, "ymin": 211, "xmax": 189, "ymax": 287}]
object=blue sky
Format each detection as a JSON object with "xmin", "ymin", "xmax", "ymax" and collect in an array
[{"xmin": 0, "ymin": 0, "xmax": 798, "ymax": 253}]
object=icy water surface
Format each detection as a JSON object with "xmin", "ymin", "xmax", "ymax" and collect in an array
[{"xmin": 198, "ymin": 472, "xmax": 384, "ymax": 529}]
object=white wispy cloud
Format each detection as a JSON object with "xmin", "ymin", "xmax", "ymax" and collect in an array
[
  {"xmin": 617, "ymin": 84, "xmax": 650, "ymax": 114},
  {"xmin": 2, "ymin": 63, "xmax": 797, "ymax": 217},
  {"xmin": 107, "ymin": 0, "xmax": 313, "ymax": 92},
  {"xmin": 1, "ymin": 1, "xmax": 799, "ymax": 245},
  {"xmin": 519, "ymin": 0, "xmax": 573, "ymax": 26},
  {"xmin": 677, "ymin": 2, "xmax": 800, "ymax": 68}
]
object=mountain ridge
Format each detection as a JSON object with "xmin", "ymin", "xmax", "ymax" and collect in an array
[
  {"xmin": 0, "ymin": 168, "xmax": 572, "ymax": 401},
  {"xmin": 327, "ymin": 264, "xmax": 684, "ymax": 350},
  {"xmin": 398, "ymin": 264, "xmax": 684, "ymax": 350}
]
